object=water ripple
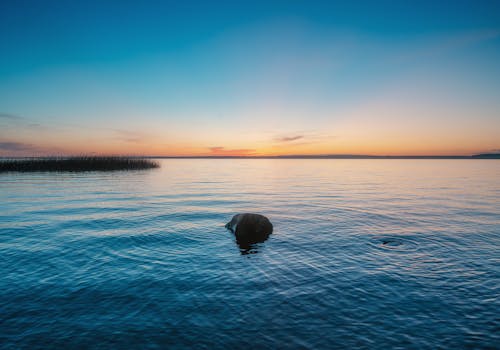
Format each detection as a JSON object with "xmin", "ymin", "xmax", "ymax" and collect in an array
[{"xmin": 1, "ymin": 159, "xmax": 499, "ymax": 349}]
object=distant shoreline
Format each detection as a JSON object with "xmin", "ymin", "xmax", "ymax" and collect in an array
[
  {"xmin": 144, "ymin": 154, "xmax": 500, "ymax": 159},
  {"xmin": 1, "ymin": 154, "xmax": 499, "ymax": 160}
]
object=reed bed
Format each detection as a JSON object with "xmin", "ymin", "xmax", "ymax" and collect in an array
[{"xmin": 0, "ymin": 156, "xmax": 160, "ymax": 172}]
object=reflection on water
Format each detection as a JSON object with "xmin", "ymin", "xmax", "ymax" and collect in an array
[
  {"xmin": 0, "ymin": 159, "xmax": 499, "ymax": 349},
  {"xmin": 234, "ymin": 234, "xmax": 271, "ymax": 255}
]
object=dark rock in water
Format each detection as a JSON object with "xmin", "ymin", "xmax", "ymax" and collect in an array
[{"xmin": 225, "ymin": 213, "xmax": 273, "ymax": 253}]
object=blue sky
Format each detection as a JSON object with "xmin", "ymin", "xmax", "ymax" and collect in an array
[{"xmin": 1, "ymin": 0, "xmax": 499, "ymax": 156}]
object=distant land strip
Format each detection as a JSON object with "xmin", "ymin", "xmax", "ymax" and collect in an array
[
  {"xmin": 143, "ymin": 154, "xmax": 500, "ymax": 159},
  {"xmin": 1, "ymin": 154, "xmax": 499, "ymax": 160}
]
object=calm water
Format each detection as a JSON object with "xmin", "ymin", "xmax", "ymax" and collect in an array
[{"xmin": 1, "ymin": 159, "xmax": 499, "ymax": 349}]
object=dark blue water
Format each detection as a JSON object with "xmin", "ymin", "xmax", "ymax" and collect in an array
[{"xmin": 1, "ymin": 160, "xmax": 499, "ymax": 349}]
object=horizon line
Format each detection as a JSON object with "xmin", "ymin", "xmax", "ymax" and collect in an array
[
  {"xmin": 1, "ymin": 153, "xmax": 499, "ymax": 159},
  {"xmin": 150, "ymin": 154, "xmax": 500, "ymax": 159}
]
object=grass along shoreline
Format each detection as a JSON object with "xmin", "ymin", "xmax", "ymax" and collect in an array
[{"xmin": 0, "ymin": 157, "xmax": 160, "ymax": 172}]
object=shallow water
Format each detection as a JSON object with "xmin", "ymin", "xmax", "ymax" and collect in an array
[{"xmin": 1, "ymin": 159, "xmax": 499, "ymax": 349}]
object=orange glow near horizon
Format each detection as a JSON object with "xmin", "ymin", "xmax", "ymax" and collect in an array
[
  {"xmin": 4, "ymin": 135, "xmax": 494, "ymax": 157},
  {"xmin": 1, "ymin": 76, "xmax": 498, "ymax": 158}
]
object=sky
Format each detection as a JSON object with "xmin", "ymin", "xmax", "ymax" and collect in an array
[{"xmin": 0, "ymin": 0, "xmax": 499, "ymax": 156}]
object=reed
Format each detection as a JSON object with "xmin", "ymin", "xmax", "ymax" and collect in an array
[{"xmin": 0, "ymin": 156, "xmax": 160, "ymax": 172}]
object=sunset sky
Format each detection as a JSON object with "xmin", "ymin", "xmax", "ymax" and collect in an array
[{"xmin": 1, "ymin": 0, "xmax": 499, "ymax": 156}]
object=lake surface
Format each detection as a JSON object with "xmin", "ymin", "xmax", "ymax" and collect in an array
[{"xmin": 1, "ymin": 159, "xmax": 499, "ymax": 349}]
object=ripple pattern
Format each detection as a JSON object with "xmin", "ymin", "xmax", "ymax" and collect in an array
[{"xmin": 1, "ymin": 159, "xmax": 499, "ymax": 349}]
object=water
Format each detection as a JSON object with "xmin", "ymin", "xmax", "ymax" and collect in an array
[{"xmin": 1, "ymin": 159, "xmax": 499, "ymax": 349}]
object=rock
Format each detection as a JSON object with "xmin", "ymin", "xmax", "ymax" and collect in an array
[{"xmin": 225, "ymin": 213, "xmax": 273, "ymax": 252}]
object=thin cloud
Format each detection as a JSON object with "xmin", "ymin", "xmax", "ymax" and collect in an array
[
  {"xmin": 113, "ymin": 129, "xmax": 146, "ymax": 143},
  {"xmin": 273, "ymin": 131, "xmax": 333, "ymax": 144},
  {"xmin": 396, "ymin": 29, "xmax": 500, "ymax": 62},
  {"xmin": 0, "ymin": 113, "xmax": 24, "ymax": 121},
  {"xmin": 275, "ymin": 135, "xmax": 304, "ymax": 142},
  {"xmin": 27, "ymin": 123, "xmax": 45, "ymax": 129},
  {"xmin": 0, "ymin": 141, "xmax": 37, "ymax": 151},
  {"xmin": 0, "ymin": 112, "xmax": 47, "ymax": 131},
  {"xmin": 208, "ymin": 147, "xmax": 257, "ymax": 156}
]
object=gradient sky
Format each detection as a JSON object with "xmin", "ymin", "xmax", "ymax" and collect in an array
[{"xmin": 1, "ymin": 0, "xmax": 499, "ymax": 156}]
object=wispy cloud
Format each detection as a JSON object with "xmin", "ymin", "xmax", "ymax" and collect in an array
[
  {"xmin": 275, "ymin": 135, "xmax": 304, "ymax": 142},
  {"xmin": 208, "ymin": 146, "xmax": 257, "ymax": 156},
  {"xmin": 113, "ymin": 129, "xmax": 146, "ymax": 143},
  {"xmin": 0, "ymin": 112, "xmax": 47, "ymax": 131},
  {"xmin": 0, "ymin": 113, "xmax": 25, "ymax": 121},
  {"xmin": 273, "ymin": 131, "xmax": 333, "ymax": 145},
  {"xmin": 0, "ymin": 141, "xmax": 37, "ymax": 152},
  {"xmin": 396, "ymin": 29, "xmax": 500, "ymax": 62}
]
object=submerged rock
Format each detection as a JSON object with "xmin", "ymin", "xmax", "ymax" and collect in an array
[{"xmin": 225, "ymin": 213, "xmax": 273, "ymax": 253}]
